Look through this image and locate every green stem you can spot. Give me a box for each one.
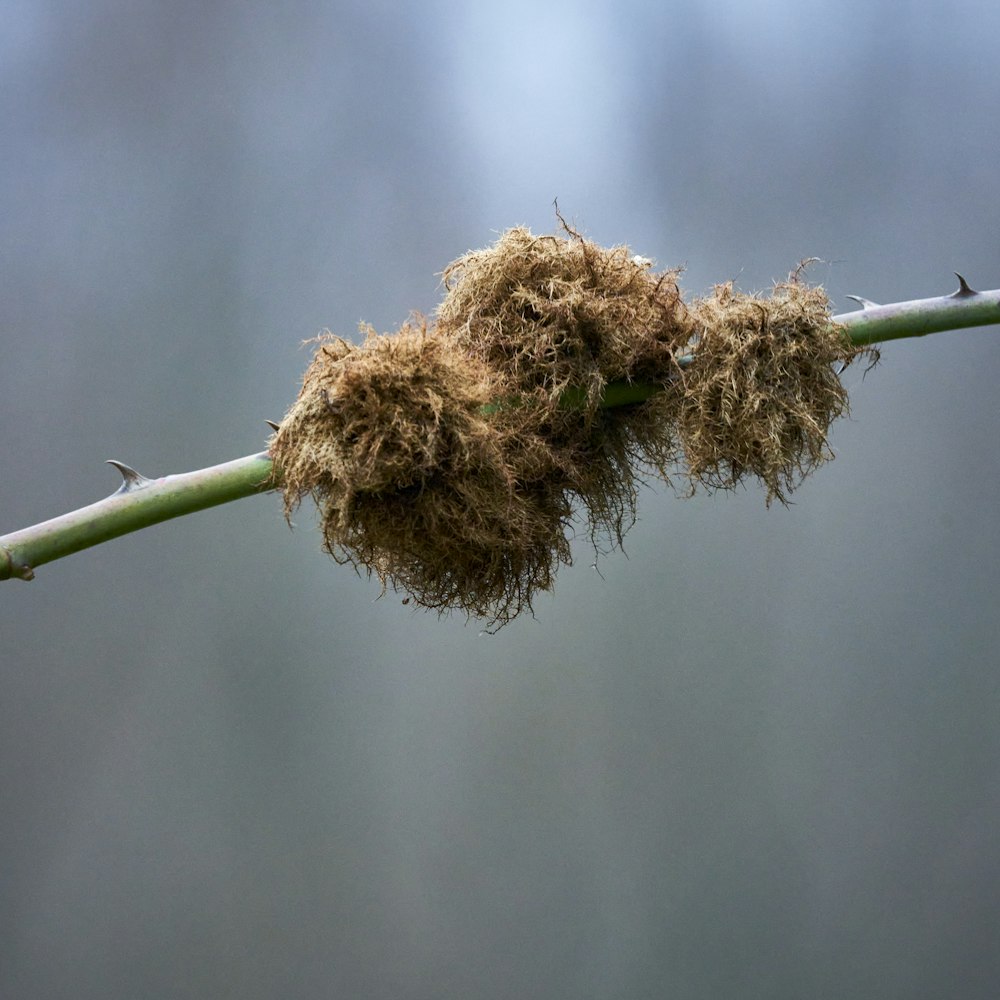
[836,280,1000,344]
[1,453,275,580]
[3,284,997,580]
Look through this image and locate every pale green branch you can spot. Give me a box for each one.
[2,283,997,581]
[838,278,1000,344]
[1,453,274,580]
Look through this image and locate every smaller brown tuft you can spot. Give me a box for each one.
[679,276,875,504]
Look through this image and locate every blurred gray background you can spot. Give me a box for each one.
[3,1,1000,997]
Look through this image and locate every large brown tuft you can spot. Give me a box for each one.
[271,230,873,624]
[438,227,689,407]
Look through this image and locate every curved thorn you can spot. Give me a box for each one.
[845,294,880,309]
[952,273,977,297]
[265,420,281,432]
[106,459,153,494]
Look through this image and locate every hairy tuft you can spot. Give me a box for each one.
[271,230,873,625]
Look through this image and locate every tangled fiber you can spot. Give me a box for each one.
[271,227,874,625]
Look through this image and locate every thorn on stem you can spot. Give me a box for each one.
[845,294,880,309]
[106,460,153,494]
[952,273,977,297]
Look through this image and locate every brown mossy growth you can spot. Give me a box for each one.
[434,225,697,615]
[272,320,494,500]
[269,320,549,625]
[271,228,695,626]
[272,229,873,625]
[679,276,876,504]
[438,226,692,412]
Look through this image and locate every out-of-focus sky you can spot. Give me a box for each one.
[2,2,1000,997]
